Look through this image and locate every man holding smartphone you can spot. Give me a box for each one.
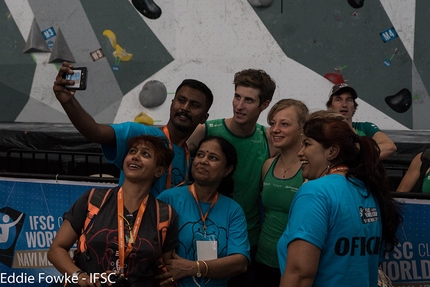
[53,62,213,196]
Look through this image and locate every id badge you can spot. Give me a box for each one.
[196,240,217,260]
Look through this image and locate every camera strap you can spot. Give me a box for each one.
[117,187,149,274]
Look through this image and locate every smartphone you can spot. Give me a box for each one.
[65,67,87,90]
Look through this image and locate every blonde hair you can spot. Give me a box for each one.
[267,99,309,128]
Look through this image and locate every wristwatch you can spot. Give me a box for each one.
[196,261,202,278]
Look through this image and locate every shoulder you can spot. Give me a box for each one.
[262,157,276,178]
[112,122,163,136]
[157,186,188,201]
[205,118,225,130]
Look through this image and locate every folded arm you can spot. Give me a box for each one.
[158,251,247,285]
[372,132,397,160]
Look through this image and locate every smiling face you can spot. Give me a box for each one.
[269,106,303,149]
[232,86,269,125]
[297,137,332,180]
[123,142,164,183]
[170,86,209,133]
[191,140,233,186]
[328,93,356,123]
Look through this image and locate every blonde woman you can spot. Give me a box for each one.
[255,99,309,287]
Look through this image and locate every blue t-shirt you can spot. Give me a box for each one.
[102,122,188,196]
[158,185,250,287]
[277,175,382,287]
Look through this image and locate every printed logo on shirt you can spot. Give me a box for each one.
[359,206,379,224]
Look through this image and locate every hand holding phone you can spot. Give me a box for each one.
[64,67,87,90]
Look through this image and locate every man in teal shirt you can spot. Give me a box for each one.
[326,83,397,160]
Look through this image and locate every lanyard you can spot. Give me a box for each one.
[188,184,219,234]
[117,187,149,274]
[161,126,190,189]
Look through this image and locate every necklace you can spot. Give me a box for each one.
[280,157,300,178]
[328,165,349,174]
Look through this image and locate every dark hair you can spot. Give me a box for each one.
[176,79,214,112]
[303,110,402,251]
[234,69,276,104]
[127,135,174,169]
[193,136,237,197]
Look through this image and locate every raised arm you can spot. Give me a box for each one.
[186,123,206,156]
[396,152,422,192]
[53,62,116,145]
[372,131,397,160]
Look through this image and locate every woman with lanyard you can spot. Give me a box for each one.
[277,111,402,287]
[48,135,179,287]
[157,136,250,287]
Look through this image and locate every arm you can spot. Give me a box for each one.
[372,132,397,160]
[53,62,116,145]
[280,239,321,287]
[186,123,206,156]
[159,251,247,284]
[396,153,422,192]
[47,220,95,287]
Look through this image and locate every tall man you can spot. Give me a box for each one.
[187,69,277,286]
[326,83,397,160]
[53,62,213,195]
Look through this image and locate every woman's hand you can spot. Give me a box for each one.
[156,250,197,285]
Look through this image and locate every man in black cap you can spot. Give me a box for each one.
[326,83,397,160]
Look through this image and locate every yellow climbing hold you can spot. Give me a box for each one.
[134,112,154,126]
[113,44,133,62]
[102,30,117,48]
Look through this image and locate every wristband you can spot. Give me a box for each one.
[195,261,202,278]
[201,260,209,277]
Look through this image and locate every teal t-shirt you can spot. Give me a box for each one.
[205,119,270,246]
[422,170,430,193]
[102,122,188,196]
[352,122,381,137]
[278,175,382,286]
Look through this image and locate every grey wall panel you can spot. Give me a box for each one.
[80,0,173,96]
[0,0,35,121]
[252,0,413,128]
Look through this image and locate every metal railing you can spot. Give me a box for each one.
[0,149,119,183]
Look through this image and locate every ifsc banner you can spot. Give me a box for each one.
[0,177,115,286]
[380,198,430,287]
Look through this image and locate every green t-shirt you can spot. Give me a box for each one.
[352,122,381,137]
[205,119,269,246]
[422,170,430,194]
